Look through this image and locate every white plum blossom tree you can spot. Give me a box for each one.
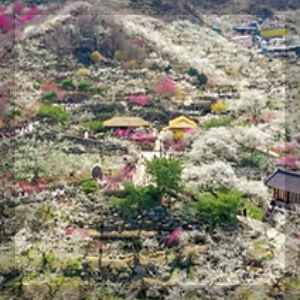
[233,125,272,150]
[182,161,238,192]
[187,125,271,164]
[187,127,237,163]
[228,90,268,120]
[182,161,270,202]
[238,179,270,204]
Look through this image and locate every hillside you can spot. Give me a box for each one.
[0,1,300,300]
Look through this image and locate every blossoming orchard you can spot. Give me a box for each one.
[0,3,299,299]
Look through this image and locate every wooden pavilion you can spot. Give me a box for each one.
[265,168,300,208]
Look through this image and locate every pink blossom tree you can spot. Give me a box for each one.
[156,74,178,97]
[12,1,25,14]
[129,94,149,106]
[273,142,296,154]
[276,155,299,170]
[0,15,13,33]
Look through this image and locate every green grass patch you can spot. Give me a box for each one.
[245,205,264,221]
[40,90,59,102]
[236,119,252,127]
[38,105,70,124]
[82,120,104,132]
[237,148,269,167]
[201,116,232,130]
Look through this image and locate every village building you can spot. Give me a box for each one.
[265,168,300,209]
[163,115,197,140]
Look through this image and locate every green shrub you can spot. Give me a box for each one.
[197,73,208,86]
[81,179,98,194]
[109,183,161,217]
[62,257,82,276]
[38,105,70,124]
[245,205,264,220]
[190,188,242,227]
[82,120,104,132]
[146,157,182,193]
[59,78,75,90]
[33,83,41,90]
[187,67,199,77]
[201,117,232,130]
[105,131,115,137]
[164,65,172,74]
[40,90,58,102]
[7,107,22,119]
[89,86,107,94]
[77,81,93,91]
[237,148,268,167]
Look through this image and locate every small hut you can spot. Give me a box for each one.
[103,117,151,138]
[163,116,197,140]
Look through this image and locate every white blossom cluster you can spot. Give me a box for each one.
[234,125,272,149]
[188,127,237,163]
[228,90,268,115]
[186,125,271,164]
[13,141,102,180]
[160,130,174,143]
[182,161,238,192]
[182,161,269,201]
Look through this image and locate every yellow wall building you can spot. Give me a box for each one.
[163,116,197,140]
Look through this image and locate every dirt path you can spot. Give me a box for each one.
[237,216,300,272]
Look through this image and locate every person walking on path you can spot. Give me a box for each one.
[98,243,104,277]
[98,221,105,236]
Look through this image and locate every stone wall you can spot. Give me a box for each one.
[89,204,193,233]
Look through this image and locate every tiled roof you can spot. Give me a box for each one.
[265,168,300,194]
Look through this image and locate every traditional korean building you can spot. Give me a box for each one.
[163,116,197,140]
[265,168,300,207]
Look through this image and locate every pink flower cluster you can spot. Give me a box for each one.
[164,227,183,247]
[276,155,299,170]
[13,1,25,14]
[0,2,39,33]
[273,142,296,153]
[167,139,185,150]
[41,82,64,98]
[130,132,156,142]
[0,14,13,32]
[156,75,178,96]
[129,94,149,106]
[115,128,131,137]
